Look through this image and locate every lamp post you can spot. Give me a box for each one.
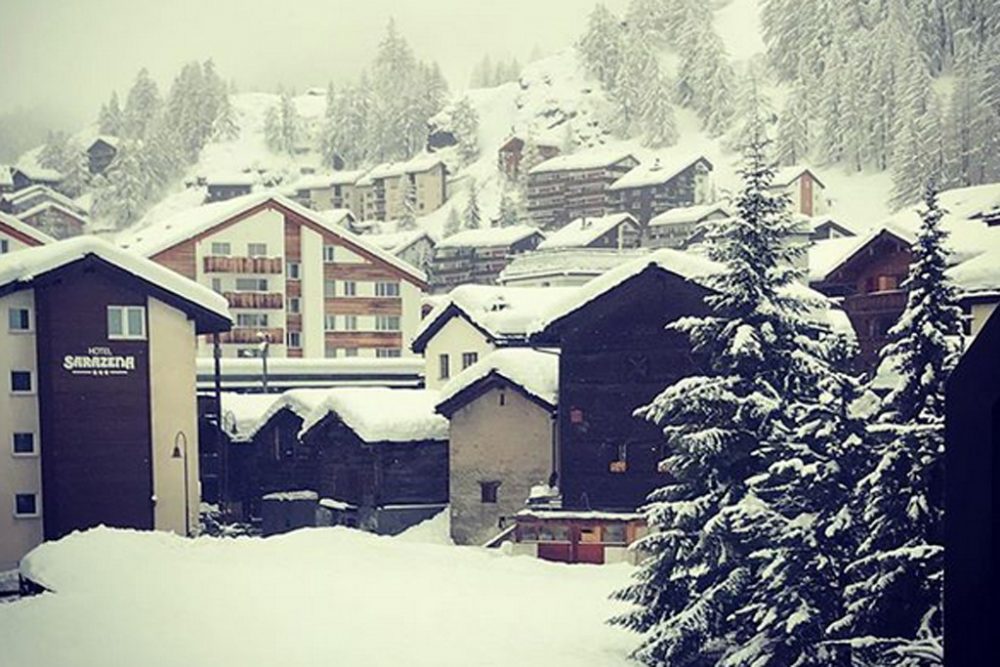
[171,431,190,536]
[257,332,271,393]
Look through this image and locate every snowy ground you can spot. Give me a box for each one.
[0,519,637,667]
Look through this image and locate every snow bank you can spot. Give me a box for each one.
[3,527,636,667]
[393,509,453,545]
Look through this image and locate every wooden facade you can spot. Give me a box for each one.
[87,138,118,175]
[497,136,560,181]
[430,232,545,292]
[606,158,714,228]
[526,156,639,230]
[532,266,712,510]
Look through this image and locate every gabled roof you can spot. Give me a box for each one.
[436,224,543,249]
[809,224,917,283]
[536,213,637,250]
[0,236,231,332]
[436,348,558,416]
[529,147,637,175]
[608,155,713,191]
[499,248,650,284]
[772,166,825,189]
[12,165,62,183]
[948,245,1000,297]
[355,154,446,186]
[18,201,89,226]
[299,387,448,443]
[411,284,577,353]
[241,388,337,441]
[86,135,120,151]
[0,211,56,246]
[809,215,856,236]
[117,192,427,286]
[649,203,730,227]
[4,184,85,214]
[365,229,435,255]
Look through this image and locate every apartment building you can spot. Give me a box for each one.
[526,149,639,230]
[355,154,448,222]
[119,193,427,360]
[605,155,714,227]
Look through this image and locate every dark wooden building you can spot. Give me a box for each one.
[205,176,254,203]
[18,202,87,240]
[86,136,119,175]
[526,150,639,230]
[944,305,1000,667]
[605,155,714,229]
[531,250,715,511]
[497,136,561,181]
[431,225,545,291]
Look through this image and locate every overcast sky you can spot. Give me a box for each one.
[0,0,628,129]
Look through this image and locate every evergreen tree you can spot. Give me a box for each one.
[398,178,418,231]
[444,206,462,237]
[831,184,961,663]
[264,90,300,154]
[775,82,812,166]
[98,141,148,228]
[98,91,124,136]
[615,27,657,135]
[452,96,481,165]
[497,187,522,228]
[578,4,625,90]
[641,73,678,148]
[463,180,482,230]
[122,68,162,140]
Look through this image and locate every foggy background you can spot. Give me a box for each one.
[0,0,629,157]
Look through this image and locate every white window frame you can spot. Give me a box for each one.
[462,351,479,369]
[10,370,34,395]
[13,492,40,518]
[210,241,231,256]
[236,313,269,328]
[8,307,32,333]
[324,315,337,331]
[342,281,357,297]
[323,245,336,263]
[247,243,268,257]
[376,348,401,358]
[287,330,302,349]
[107,305,146,340]
[375,315,400,331]
[343,315,358,331]
[375,281,400,297]
[11,432,38,457]
[235,277,268,292]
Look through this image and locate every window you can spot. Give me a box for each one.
[461,352,478,369]
[344,348,358,357]
[287,261,301,279]
[287,331,301,348]
[325,345,338,358]
[480,481,501,504]
[324,280,336,298]
[342,281,357,296]
[10,371,32,393]
[211,278,223,293]
[14,493,39,518]
[236,313,269,328]
[602,524,627,545]
[288,297,301,314]
[235,278,268,292]
[107,305,146,340]
[343,315,358,331]
[323,245,336,263]
[438,354,450,380]
[247,243,268,257]
[210,242,231,256]
[375,281,400,297]
[0,239,8,254]
[8,307,30,332]
[324,315,337,331]
[12,433,36,456]
[375,315,400,331]
[376,348,401,358]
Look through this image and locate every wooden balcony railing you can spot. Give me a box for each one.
[224,291,284,309]
[204,255,283,274]
[218,327,285,345]
[843,290,907,315]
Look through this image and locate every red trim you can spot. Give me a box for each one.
[0,220,48,247]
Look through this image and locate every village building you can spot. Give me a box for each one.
[646,203,730,249]
[363,228,436,275]
[0,236,232,570]
[771,166,827,217]
[85,136,119,175]
[0,185,85,217]
[9,166,62,192]
[355,155,448,221]
[509,509,647,565]
[118,193,427,361]
[948,245,1000,337]
[944,304,1000,667]
[205,175,255,203]
[535,212,641,252]
[330,170,367,214]
[497,135,561,181]
[411,283,575,390]
[0,211,54,254]
[526,149,639,229]
[436,348,558,547]
[196,356,424,393]
[605,155,714,229]
[0,165,14,195]
[497,248,649,287]
[808,215,856,240]
[430,225,545,291]
[16,202,88,240]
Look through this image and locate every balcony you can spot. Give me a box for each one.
[224,291,284,309]
[843,290,907,315]
[204,255,283,274]
[218,327,285,345]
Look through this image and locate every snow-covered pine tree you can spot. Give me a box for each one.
[452,96,481,165]
[640,73,678,149]
[625,0,670,45]
[614,27,657,136]
[463,180,482,230]
[497,187,522,228]
[775,82,811,166]
[578,4,624,90]
[398,178,418,231]
[122,68,162,140]
[725,71,775,152]
[671,0,736,136]
[264,104,283,154]
[98,91,124,136]
[611,118,825,666]
[830,183,961,664]
[212,91,240,141]
[444,206,462,237]
[99,141,148,229]
[37,131,72,172]
[279,90,300,155]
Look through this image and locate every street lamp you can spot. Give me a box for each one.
[257,331,271,393]
[171,430,190,536]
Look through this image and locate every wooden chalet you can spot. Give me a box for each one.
[606,155,714,228]
[535,212,641,251]
[86,136,119,175]
[647,203,730,249]
[10,166,62,192]
[497,136,561,181]
[18,201,87,240]
[510,509,647,565]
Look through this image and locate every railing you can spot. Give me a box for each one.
[203,256,283,274]
[843,290,907,314]
[218,327,285,345]
[224,292,284,309]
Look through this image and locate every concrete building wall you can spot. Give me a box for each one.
[0,230,39,254]
[449,386,554,546]
[301,226,325,358]
[423,316,494,390]
[148,298,201,536]
[0,290,43,570]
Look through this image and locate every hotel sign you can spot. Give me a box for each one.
[63,346,137,377]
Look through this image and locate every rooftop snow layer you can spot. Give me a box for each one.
[436,224,542,249]
[772,165,824,188]
[499,248,650,283]
[13,164,62,182]
[528,146,637,175]
[808,224,917,283]
[536,213,636,250]
[4,184,85,212]
[242,388,336,440]
[608,154,711,191]
[438,348,559,409]
[17,201,89,224]
[649,203,730,227]
[0,210,56,245]
[355,154,445,186]
[363,229,433,254]
[948,244,1000,295]
[299,387,448,442]
[0,236,231,322]
[219,392,282,441]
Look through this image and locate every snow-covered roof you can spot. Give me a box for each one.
[364,229,434,255]
[948,245,1000,296]
[536,213,637,250]
[117,192,426,284]
[0,211,56,246]
[355,154,445,185]
[315,208,355,227]
[206,173,256,187]
[289,170,366,191]
[772,165,825,189]
[808,224,916,283]
[436,224,542,249]
[808,215,855,235]
[220,392,282,442]
[13,164,62,182]
[241,388,338,440]
[649,203,730,227]
[516,508,644,521]
[4,184,84,213]
[529,147,637,175]
[87,135,120,150]
[608,154,712,191]
[262,490,318,502]
[499,248,650,284]
[0,236,232,327]
[18,201,88,225]
[299,387,448,443]
[437,348,559,412]
[412,283,578,351]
